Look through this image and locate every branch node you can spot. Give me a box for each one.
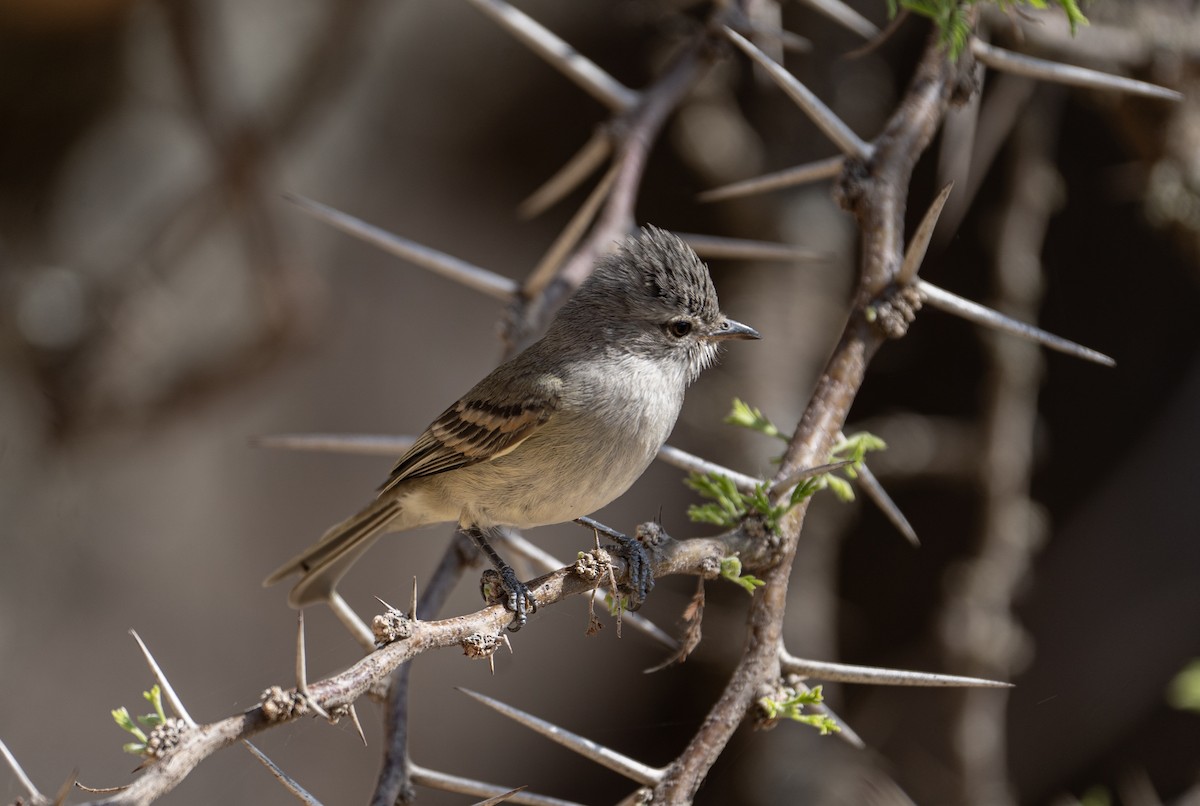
[832,155,872,214]
[372,608,414,647]
[143,717,190,759]
[866,284,923,339]
[260,686,311,723]
[573,547,615,583]
[461,632,506,662]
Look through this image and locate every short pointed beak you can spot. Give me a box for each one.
[712,318,761,341]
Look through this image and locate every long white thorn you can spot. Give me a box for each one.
[253,433,414,456]
[474,787,530,806]
[285,195,518,302]
[698,156,844,203]
[724,27,872,159]
[797,0,880,39]
[918,280,1116,367]
[519,129,612,219]
[255,434,767,503]
[679,233,825,263]
[459,689,665,785]
[466,0,638,111]
[782,650,1012,688]
[243,741,325,805]
[769,460,855,497]
[971,40,1182,102]
[293,612,330,721]
[0,738,44,803]
[327,592,378,652]
[130,629,196,727]
[524,163,620,298]
[656,444,762,492]
[854,461,920,546]
[408,761,585,806]
[897,183,954,284]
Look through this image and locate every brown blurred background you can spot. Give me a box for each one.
[1,1,1198,804]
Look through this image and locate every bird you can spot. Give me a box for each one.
[265,226,759,629]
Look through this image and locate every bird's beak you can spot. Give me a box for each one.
[712,318,761,341]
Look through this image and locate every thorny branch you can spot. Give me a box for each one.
[9,2,1184,804]
[372,24,715,805]
[75,526,765,806]
[651,30,971,802]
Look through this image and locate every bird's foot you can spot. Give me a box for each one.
[606,531,654,611]
[480,567,537,632]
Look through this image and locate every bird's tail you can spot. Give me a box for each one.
[264,496,404,608]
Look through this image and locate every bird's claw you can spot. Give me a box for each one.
[481,567,537,631]
[607,532,654,610]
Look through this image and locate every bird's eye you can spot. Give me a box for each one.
[667,319,693,338]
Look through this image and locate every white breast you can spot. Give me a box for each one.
[427,353,686,530]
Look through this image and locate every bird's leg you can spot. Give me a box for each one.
[573,517,654,610]
[462,526,536,631]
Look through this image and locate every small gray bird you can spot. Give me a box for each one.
[265,226,758,628]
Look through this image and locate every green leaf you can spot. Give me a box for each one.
[685,471,745,527]
[143,685,167,722]
[757,685,840,734]
[790,476,821,505]
[114,685,169,754]
[1167,659,1200,713]
[1079,786,1112,806]
[603,592,631,617]
[825,474,855,502]
[887,1,1089,58]
[112,707,147,743]
[725,398,785,441]
[795,713,841,735]
[1054,0,1089,32]
[720,555,766,595]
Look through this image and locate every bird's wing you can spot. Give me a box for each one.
[379,374,562,493]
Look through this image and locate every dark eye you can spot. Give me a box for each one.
[667,319,693,338]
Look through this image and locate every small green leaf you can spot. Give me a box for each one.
[114,685,169,755]
[1078,786,1112,806]
[136,714,164,730]
[685,471,746,527]
[795,713,841,735]
[1167,659,1200,713]
[112,707,148,743]
[720,555,766,595]
[757,685,839,734]
[790,476,821,505]
[725,399,785,441]
[826,474,855,502]
[1054,0,1089,32]
[143,685,167,723]
[887,0,1088,59]
[603,592,630,617]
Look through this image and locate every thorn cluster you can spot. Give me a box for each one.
[143,718,189,759]
[461,633,504,660]
[868,285,924,339]
[572,548,614,583]
[371,608,414,647]
[260,686,310,722]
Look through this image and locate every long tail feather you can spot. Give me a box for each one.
[264,497,404,608]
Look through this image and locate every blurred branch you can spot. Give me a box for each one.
[938,89,1063,806]
[505,36,710,350]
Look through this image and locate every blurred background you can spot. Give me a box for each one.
[1,1,1198,804]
